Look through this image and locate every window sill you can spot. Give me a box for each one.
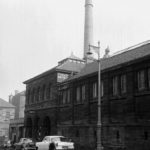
[59,103,72,107]
[74,102,84,106]
[110,94,127,100]
[135,90,150,96]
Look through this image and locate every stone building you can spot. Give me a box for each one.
[0,98,15,145]
[23,0,150,149]
[58,41,150,150]
[23,54,85,141]
[9,91,26,142]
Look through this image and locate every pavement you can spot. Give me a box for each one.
[0,147,14,150]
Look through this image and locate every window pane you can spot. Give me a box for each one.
[121,75,126,94]
[113,76,118,95]
[67,89,70,103]
[63,91,66,104]
[93,82,97,98]
[81,85,85,101]
[76,87,80,102]
[137,70,145,90]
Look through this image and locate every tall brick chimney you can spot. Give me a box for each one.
[83,0,94,60]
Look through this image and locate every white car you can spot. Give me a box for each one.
[36,135,74,150]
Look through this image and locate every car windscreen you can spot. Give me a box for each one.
[60,137,71,142]
[51,137,69,142]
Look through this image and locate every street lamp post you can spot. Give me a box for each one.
[87,41,103,150]
[97,41,103,150]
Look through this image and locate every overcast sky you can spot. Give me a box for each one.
[0,0,150,101]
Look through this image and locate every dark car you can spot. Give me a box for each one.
[14,138,37,150]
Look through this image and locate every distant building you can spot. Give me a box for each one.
[0,98,15,145]
[9,91,25,142]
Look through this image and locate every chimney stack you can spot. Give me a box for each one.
[15,90,19,95]
[83,0,94,60]
[9,94,13,104]
[103,46,110,58]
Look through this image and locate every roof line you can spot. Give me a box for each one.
[111,40,150,56]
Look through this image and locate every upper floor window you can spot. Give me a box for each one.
[92,82,97,98]
[112,76,118,95]
[32,89,35,103]
[76,87,80,102]
[61,89,70,104]
[67,89,70,103]
[33,89,36,102]
[42,85,46,100]
[37,87,40,101]
[120,74,126,94]
[62,90,67,104]
[29,90,31,104]
[137,70,145,90]
[81,85,85,101]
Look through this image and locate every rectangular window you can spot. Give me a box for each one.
[93,82,97,98]
[49,86,52,99]
[81,85,85,101]
[63,91,66,104]
[137,70,145,90]
[121,74,126,94]
[76,87,80,102]
[67,89,70,103]
[113,76,118,95]
[39,89,42,101]
[59,92,62,104]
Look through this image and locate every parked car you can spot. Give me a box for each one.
[14,138,37,150]
[36,135,74,150]
[3,140,13,148]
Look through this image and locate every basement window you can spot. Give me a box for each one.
[144,131,148,140]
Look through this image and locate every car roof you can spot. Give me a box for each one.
[44,136,64,138]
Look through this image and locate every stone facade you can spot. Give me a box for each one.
[24,41,150,150]
[58,41,150,150]
[23,55,85,141]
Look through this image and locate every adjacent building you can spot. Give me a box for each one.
[23,54,85,141]
[9,91,25,142]
[0,98,15,145]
